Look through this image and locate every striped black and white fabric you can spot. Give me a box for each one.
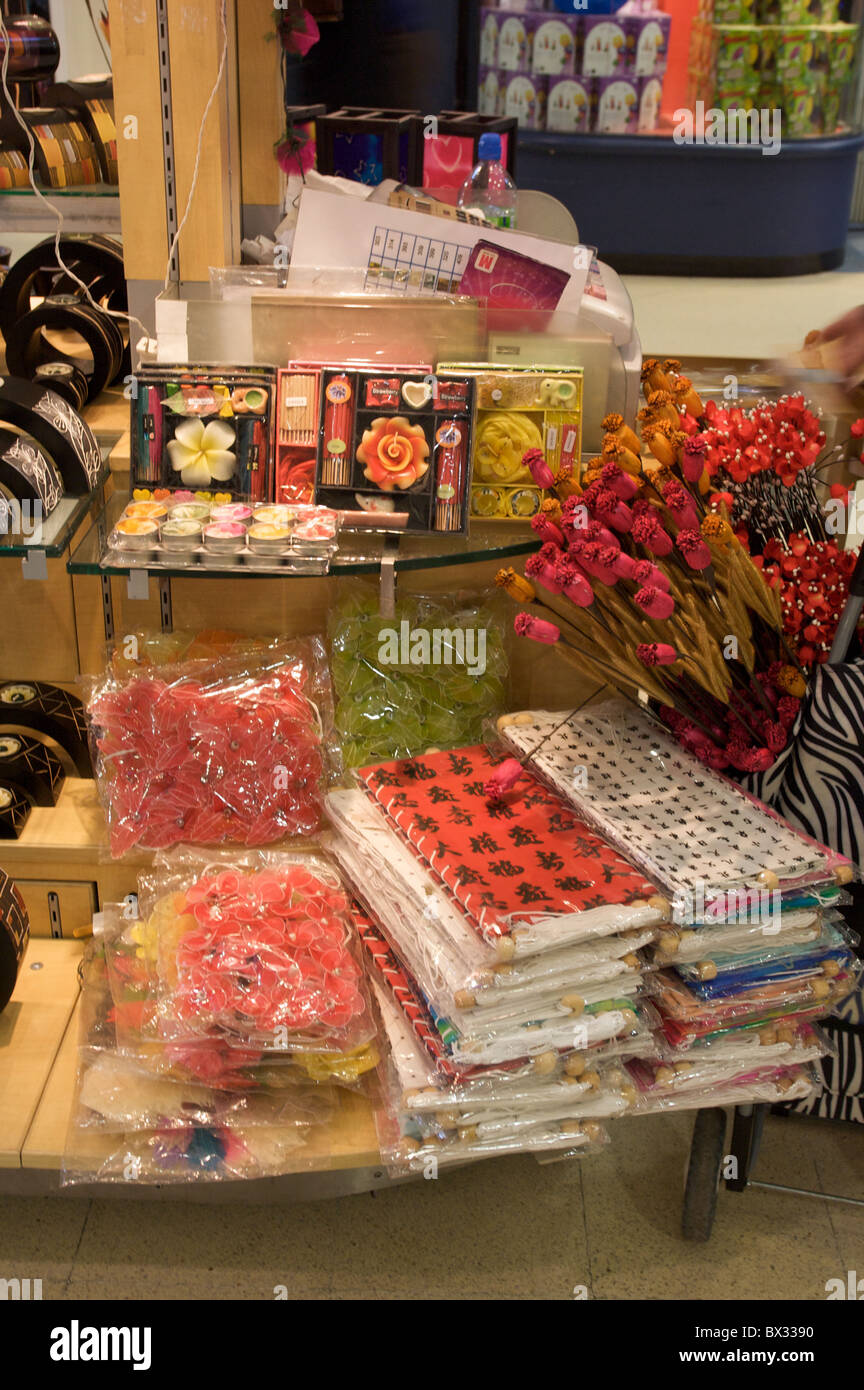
[748,658,864,1124]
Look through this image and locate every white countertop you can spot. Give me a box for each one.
[623,271,864,359]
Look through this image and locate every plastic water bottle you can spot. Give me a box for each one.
[457,132,517,229]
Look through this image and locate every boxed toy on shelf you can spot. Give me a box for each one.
[478,3,669,132]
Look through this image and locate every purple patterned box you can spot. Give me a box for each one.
[479,8,501,68]
[477,66,503,116]
[628,13,672,77]
[546,75,591,131]
[583,16,629,76]
[498,12,536,72]
[593,75,639,132]
[637,73,664,130]
[532,15,580,75]
[499,70,548,129]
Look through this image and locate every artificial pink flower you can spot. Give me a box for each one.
[675,529,713,569]
[682,437,707,483]
[613,551,638,580]
[636,642,677,665]
[556,561,594,606]
[530,513,565,547]
[278,7,320,56]
[634,585,675,619]
[522,447,555,489]
[601,460,637,500]
[484,758,524,800]
[514,613,560,644]
[632,559,670,592]
[525,551,564,594]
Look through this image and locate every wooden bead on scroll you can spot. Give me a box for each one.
[532,1050,557,1076]
[561,993,585,1015]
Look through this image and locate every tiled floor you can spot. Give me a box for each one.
[1,1111,860,1300]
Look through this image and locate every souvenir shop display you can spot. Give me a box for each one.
[63,849,380,1184]
[84,636,336,857]
[129,366,277,501]
[314,368,476,533]
[436,366,582,522]
[104,494,340,575]
[327,587,510,767]
[325,743,668,1170]
[320,719,857,1173]
[0,868,29,1013]
[493,360,841,773]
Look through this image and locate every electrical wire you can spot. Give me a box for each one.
[163,0,229,289]
[0,9,153,352]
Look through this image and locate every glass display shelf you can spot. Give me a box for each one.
[67,492,540,579]
[0,185,121,233]
[0,437,118,559]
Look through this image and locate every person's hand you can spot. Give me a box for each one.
[812,306,864,388]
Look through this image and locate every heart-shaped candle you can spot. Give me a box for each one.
[402,380,432,410]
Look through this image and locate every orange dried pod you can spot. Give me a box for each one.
[495,568,536,603]
[671,374,704,418]
[601,435,641,476]
[646,389,681,428]
[641,357,673,395]
[601,411,642,457]
[642,427,678,470]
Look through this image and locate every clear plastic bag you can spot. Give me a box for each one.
[62,1121,319,1185]
[115,848,379,1057]
[73,1048,337,1132]
[83,634,337,856]
[672,917,857,998]
[652,903,846,966]
[651,964,861,1048]
[628,1065,818,1115]
[626,1023,827,1100]
[328,586,510,768]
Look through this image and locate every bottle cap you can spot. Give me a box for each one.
[478,132,502,161]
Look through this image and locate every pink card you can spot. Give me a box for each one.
[457,239,571,311]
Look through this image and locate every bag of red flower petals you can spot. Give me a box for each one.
[82,634,339,856]
[134,847,379,1060]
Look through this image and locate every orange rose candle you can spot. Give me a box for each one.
[357,415,430,492]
